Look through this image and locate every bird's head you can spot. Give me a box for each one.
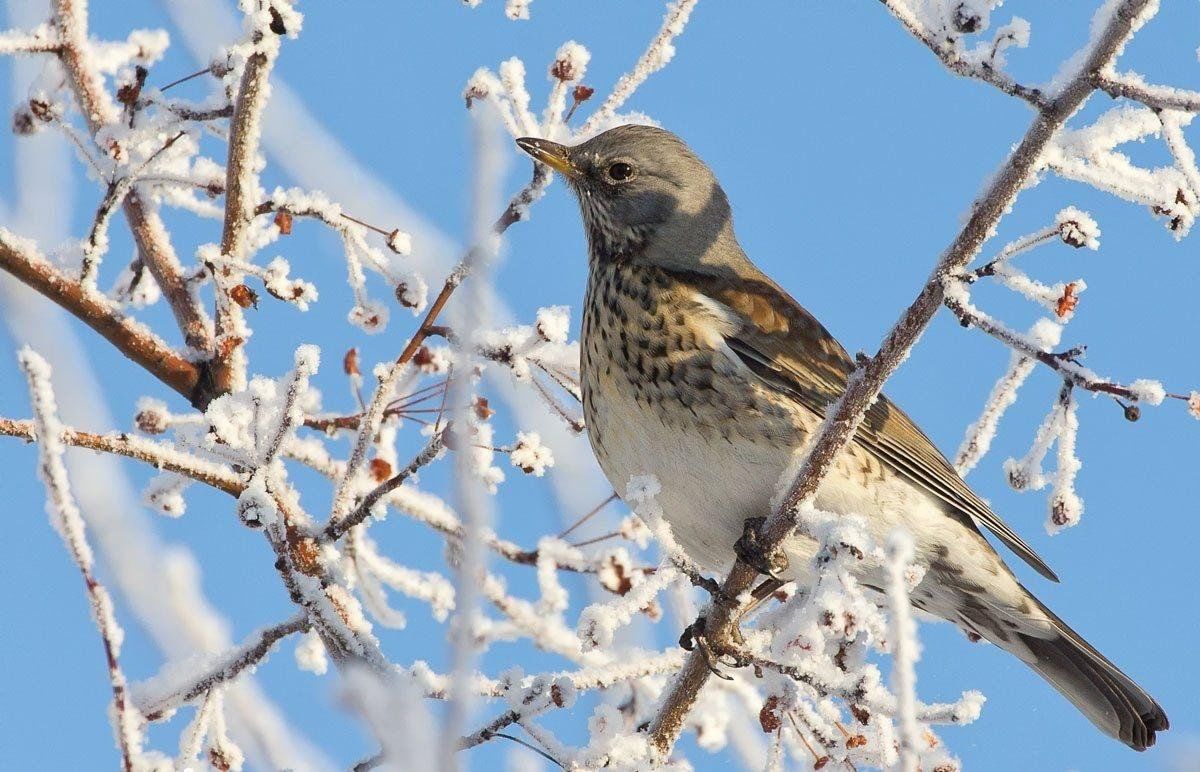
[516,125,734,266]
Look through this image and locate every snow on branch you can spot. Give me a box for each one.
[135,614,310,721]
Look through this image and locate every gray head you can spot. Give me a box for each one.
[516,125,737,268]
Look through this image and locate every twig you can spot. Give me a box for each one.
[943,285,1181,404]
[322,432,445,543]
[18,350,143,772]
[646,1,1157,759]
[557,491,618,540]
[1094,72,1200,112]
[876,0,1048,109]
[136,615,310,720]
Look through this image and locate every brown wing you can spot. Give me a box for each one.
[674,266,1058,583]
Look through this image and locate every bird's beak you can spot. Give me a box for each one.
[515,137,579,179]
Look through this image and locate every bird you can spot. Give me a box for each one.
[515,124,1168,751]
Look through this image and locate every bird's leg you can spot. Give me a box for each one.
[734,516,789,580]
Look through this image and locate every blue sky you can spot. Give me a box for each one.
[2,1,1199,770]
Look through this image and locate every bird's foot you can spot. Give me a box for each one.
[679,615,750,679]
[734,517,789,580]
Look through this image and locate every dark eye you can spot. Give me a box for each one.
[606,161,634,181]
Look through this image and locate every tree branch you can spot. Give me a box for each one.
[877,0,1048,109]
[52,0,214,362]
[0,230,201,400]
[136,615,310,721]
[1094,72,1200,112]
[646,0,1157,760]
[207,44,277,403]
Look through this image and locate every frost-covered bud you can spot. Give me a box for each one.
[511,432,554,476]
[1056,207,1100,249]
[229,283,259,309]
[1129,378,1166,406]
[236,478,278,527]
[143,474,187,517]
[463,68,493,108]
[550,41,590,82]
[952,2,984,33]
[617,514,652,548]
[12,105,37,135]
[386,229,411,255]
[135,398,171,434]
[1047,489,1084,533]
[1055,282,1079,319]
[1003,458,1029,491]
[550,677,576,709]
[294,630,328,675]
[535,305,570,343]
[1188,392,1200,420]
[597,549,635,595]
[414,345,450,374]
[505,0,532,21]
[369,457,393,482]
[349,300,388,333]
[343,347,360,376]
[758,694,783,733]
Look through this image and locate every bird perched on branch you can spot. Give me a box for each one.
[517,124,1167,751]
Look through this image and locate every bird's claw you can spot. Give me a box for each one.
[679,616,749,680]
[734,517,789,580]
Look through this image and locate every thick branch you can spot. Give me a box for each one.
[0,232,200,400]
[646,0,1155,759]
[0,418,242,494]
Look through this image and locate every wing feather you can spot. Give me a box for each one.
[674,267,1059,583]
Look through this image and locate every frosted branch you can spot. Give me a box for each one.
[136,614,310,721]
[18,349,145,771]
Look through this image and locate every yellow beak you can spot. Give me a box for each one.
[515,137,579,179]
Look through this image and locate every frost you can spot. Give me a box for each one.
[1056,206,1101,249]
[1129,378,1166,406]
[510,431,554,476]
[294,630,328,675]
[535,305,571,344]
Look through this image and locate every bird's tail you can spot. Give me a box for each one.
[1005,593,1168,751]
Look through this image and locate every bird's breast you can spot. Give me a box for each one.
[579,262,811,569]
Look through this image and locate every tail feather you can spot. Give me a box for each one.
[1009,598,1168,751]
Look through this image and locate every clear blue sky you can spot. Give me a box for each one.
[2,1,1198,770]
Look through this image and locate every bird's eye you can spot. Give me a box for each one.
[606,161,634,182]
